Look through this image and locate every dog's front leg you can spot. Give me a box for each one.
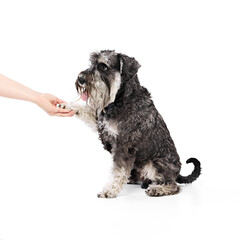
[97,151,135,198]
[97,164,130,198]
[58,102,96,130]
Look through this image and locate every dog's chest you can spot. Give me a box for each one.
[98,116,118,139]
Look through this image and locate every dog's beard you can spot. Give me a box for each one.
[77,72,121,112]
[76,71,121,111]
[88,73,110,111]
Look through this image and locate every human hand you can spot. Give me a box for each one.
[34,93,74,117]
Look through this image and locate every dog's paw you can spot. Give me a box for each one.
[97,190,117,198]
[146,183,180,197]
[146,186,160,197]
[58,103,69,110]
[58,103,80,114]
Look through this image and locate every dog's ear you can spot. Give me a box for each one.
[118,54,141,80]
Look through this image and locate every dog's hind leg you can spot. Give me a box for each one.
[146,181,180,197]
[141,157,181,197]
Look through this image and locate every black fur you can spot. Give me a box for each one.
[72,50,201,197]
[176,158,201,184]
[95,51,201,188]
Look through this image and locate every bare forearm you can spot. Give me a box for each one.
[0,73,74,117]
[0,73,39,103]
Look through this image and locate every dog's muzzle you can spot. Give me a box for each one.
[75,75,89,102]
[78,76,85,85]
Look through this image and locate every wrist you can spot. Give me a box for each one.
[31,91,42,105]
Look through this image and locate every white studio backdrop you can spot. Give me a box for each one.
[0,1,240,240]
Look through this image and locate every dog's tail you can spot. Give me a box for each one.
[176,158,201,184]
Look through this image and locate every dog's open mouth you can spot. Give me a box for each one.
[79,86,88,101]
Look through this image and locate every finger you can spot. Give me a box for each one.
[56,98,67,104]
[55,111,75,117]
[55,107,73,113]
[51,98,66,106]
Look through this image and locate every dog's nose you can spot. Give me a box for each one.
[77,76,85,85]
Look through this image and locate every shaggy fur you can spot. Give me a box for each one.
[59,50,201,198]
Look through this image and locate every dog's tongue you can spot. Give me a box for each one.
[81,90,88,101]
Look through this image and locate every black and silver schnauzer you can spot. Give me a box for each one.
[60,50,201,198]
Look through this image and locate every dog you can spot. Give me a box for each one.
[59,50,201,198]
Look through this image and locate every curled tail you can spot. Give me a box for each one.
[176,158,201,184]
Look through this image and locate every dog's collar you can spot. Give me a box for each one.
[120,59,123,74]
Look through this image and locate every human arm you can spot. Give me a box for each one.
[0,73,74,117]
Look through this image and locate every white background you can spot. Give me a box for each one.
[0,0,240,240]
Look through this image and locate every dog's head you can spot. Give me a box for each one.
[75,50,140,111]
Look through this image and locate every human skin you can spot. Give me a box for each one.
[0,73,74,117]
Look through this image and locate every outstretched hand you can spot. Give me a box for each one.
[35,93,74,117]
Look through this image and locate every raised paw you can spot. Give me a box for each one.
[58,103,68,110]
[57,103,80,114]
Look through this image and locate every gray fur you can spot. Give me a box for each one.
[59,50,201,198]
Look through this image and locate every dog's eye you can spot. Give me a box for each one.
[97,63,108,72]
